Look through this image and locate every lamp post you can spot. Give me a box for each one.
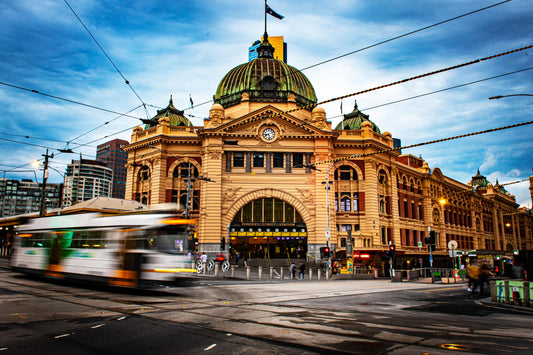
[321,163,333,273]
[39,149,54,217]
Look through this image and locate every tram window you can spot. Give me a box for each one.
[20,232,50,248]
[145,227,190,254]
[72,230,105,248]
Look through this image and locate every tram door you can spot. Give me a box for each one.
[111,231,143,287]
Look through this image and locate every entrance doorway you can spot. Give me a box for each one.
[229,197,307,262]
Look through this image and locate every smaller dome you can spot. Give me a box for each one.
[144,96,193,128]
[335,101,380,133]
[312,106,325,114]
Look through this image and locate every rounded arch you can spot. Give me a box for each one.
[376,164,390,184]
[222,189,313,231]
[168,158,201,178]
[334,161,361,181]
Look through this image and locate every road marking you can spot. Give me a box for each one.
[117,316,126,321]
[54,334,70,339]
[204,344,217,351]
[0,348,9,351]
[418,287,458,293]
[91,324,105,329]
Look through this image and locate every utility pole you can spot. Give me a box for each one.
[39,149,53,217]
[321,164,333,274]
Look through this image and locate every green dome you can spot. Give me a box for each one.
[144,96,192,128]
[335,101,381,133]
[214,35,317,109]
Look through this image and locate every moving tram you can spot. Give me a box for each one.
[10,211,197,288]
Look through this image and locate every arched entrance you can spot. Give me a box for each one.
[228,197,308,261]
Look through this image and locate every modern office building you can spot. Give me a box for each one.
[0,178,63,217]
[96,139,129,199]
[124,33,533,274]
[249,36,286,63]
[62,159,113,208]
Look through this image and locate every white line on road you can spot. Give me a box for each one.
[54,334,70,339]
[91,324,105,329]
[117,316,126,321]
[204,344,217,351]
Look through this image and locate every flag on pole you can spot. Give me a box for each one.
[189,94,194,109]
[266,4,284,20]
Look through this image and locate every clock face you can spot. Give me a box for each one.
[262,128,275,141]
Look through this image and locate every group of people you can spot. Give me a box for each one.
[290,262,306,280]
[466,261,494,296]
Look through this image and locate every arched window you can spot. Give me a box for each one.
[378,169,388,184]
[173,162,199,179]
[335,165,357,181]
[138,165,150,181]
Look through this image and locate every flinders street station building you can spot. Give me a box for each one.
[124,34,533,274]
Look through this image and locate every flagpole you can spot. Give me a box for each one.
[265,0,266,33]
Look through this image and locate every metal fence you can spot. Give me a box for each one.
[491,280,532,307]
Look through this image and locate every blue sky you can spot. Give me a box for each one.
[1,0,532,207]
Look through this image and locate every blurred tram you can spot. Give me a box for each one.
[10,211,198,288]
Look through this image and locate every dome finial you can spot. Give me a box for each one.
[257,32,275,58]
[169,95,173,105]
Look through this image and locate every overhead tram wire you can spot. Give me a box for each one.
[178,1,512,113]
[326,66,533,121]
[313,119,533,167]
[246,44,533,124]
[288,0,512,77]
[63,0,151,120]
[0,81,145,121]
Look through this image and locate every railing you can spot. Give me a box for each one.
[491,280,532,307]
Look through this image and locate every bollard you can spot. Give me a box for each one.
[214,263,219,277]
[231,265,235,278]
[523,282,530,307]
[490,280,497,302]
[326,268,330,280]
[309,269,313,280]
[504,280,510,304]
[203,262,206,275]
[258,266,263,280]
[280,267,284,280]
[318,268,321,280]
[246,266,251,280]
[270,267,273,280]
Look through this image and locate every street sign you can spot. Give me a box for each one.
[449,250,457,257]
[448,240,458,250]
[418,241,423,248]
[325,228,330,239]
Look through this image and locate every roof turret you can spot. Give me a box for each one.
[334,101,381,133]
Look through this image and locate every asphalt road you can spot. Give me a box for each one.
[1,267,532,354]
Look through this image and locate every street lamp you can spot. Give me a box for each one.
[321,163,333,274]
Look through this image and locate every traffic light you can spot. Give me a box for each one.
[428,231,436,245]
[389,244,396,258]
[220,237,226,251]
[320,247,330,259]
[427,231,436,252]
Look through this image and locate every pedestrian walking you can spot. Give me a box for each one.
[234,251,240,266]
[290,263,297,279]
[299,262,306,280]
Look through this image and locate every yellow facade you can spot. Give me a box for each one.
[124,37,533,274]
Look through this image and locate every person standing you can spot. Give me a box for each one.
[234,251,240,266]
[299,262,306,280]
[200,252,207,264]
[290,263,296,279]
